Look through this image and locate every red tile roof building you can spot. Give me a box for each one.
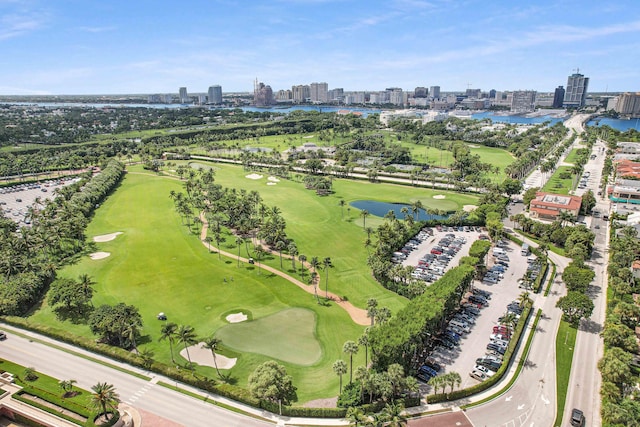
[529,192,582,221]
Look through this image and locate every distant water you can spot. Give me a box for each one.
[350,200,447,221]
[586,117,640,132]
[3,102,381,117]
[471,111,567,125]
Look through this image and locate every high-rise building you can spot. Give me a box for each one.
[553,86,565,108]
[465,88,481,98]
[511,90,536,113]
[179,87,189,104]
[328,88,344,103]
[253,80,273,106]
[614,92,640,118]
[292,85,310,103]
[430,86,441,100]
[563,71,589,108]
[414,87,428,98]
[310,82,328,103]
[489,89,496,99]
[208,85,223,104]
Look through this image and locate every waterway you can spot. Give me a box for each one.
[2,102,381,117]
[586,117,640,132]
[350,200,446,221]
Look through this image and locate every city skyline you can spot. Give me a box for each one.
[1,0,639,95]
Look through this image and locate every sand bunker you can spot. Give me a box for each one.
[433,195,446,199]
[267,182,277,186]
[90,252,111,260]
[303,135,314,138]
[180,343,237,369]
[267,176,280,182]
[463,204,478,212]
[245,173,263,180]
[93,232,123,242]
[226,312,248,323]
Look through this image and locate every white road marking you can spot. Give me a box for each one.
[505,395,513,401]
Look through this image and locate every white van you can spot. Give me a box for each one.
[450,320,470,332]
[492,248,505,256]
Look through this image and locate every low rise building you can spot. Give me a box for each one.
[610,179,640,204]
[529,192,582,221]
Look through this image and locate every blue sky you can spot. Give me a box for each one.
[1,0,639,95]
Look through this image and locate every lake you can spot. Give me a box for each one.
[586,117,640,132]
[350,200,446,221]
[471,111,567,125]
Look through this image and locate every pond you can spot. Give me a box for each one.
[350,200,447,221]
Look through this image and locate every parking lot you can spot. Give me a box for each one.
[0,178,79,226]
[403,233,535,392]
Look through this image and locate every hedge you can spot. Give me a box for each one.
[544,262,557,296]
[426,303,533,403]
[533,260,549,294]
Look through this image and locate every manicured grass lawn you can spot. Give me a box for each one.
[542,166,577,195]
[467,144,514,179]
[554,320,577,427]
[563,149,580,165]
[216,308,321,366]
[26,165,476,403]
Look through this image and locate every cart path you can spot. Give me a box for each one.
[199,212,369,326]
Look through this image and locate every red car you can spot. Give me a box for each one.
[493,326,511,336]
[431,249,442,255]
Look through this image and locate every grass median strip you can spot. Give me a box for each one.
[553,320,577,427]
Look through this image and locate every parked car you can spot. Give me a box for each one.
[0,331,6,340]
[487,342,507,354]
[476,358,502,371]
[473,365,495,377]
[469,370,487,381]
[571,408,585,426]
[419,365,438,377]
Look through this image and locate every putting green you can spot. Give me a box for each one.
[216,308,321,365]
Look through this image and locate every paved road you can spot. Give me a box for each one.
[0,329,277,427]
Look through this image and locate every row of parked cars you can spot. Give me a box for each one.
[412,234,468,282]
[416,290,491,383]
[0,179,63,195]
[391,227,434,264]
[469,300,524,382]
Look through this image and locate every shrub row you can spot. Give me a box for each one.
[18,384,91,417]
[426,304,533,403]
[533,260,549,294]
[13,391,85,426]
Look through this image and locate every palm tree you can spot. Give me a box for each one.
[310,256,320,301]
[346,406,368,427]
[429,375,445,394]
[254,245,265,274]
[298,254,307,280]
[366,298,378,326]
[360,209,369,228]
[518,291,533,308]
[322,257,333,299]
[339,200,346,219]
[358,332,370,368]
[275,240,286,268]
[58,379,77,397]
[202,335,223,379]
[445,371,462,394]
[138,348,154,370]
[343,340,359,383]
[288,242,298,271]
[235,236,244,267]
[332,359,348,394]
[382,401,408,427]
[177,325,198,366]
[159,322,178,364]
[77,274,95,306]
[90,382,119,421]
[204,236,213,253]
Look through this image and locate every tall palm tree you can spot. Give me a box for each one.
[254,245,265,274]
[445,371,462,394]
[275,240,286,268]
[288,242,298,271]
[343,340,359,383]
[322,257,333,299]
[333,359,348,394]
[360,210,369,228]
[339,200,346,219]
[77,273,95,305]
[310,257,320,301]
[159,322,178,363]
[90,382,119,421]
[346,406,368,427]
[201,335,223,379]
[177,325,198,365]
[358,330,370,367]
[235,236,244,267]
[366,298,378,326]
[518,291,533,308]
[298,254,307,280]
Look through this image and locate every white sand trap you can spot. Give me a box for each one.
[180,343,237,369]
[468,144,480,148]
[268,176,280,182]
[267,182,277,186]
[245,173,263,180]
[226,312,248,323]
[303,135,314,138]
[93,232,123,243]
[90,252,111,260]
[433,195,446,199]
[463,204,478,212]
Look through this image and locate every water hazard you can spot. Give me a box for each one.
[350,200,446,221]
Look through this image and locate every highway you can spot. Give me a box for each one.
[0,328,276,427]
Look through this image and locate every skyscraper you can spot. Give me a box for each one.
[179,87,189,104]
[614,93,640,118]
[208,85,223,104]
[563,71,589,108]
[553,86,565,108]
[430,86,441,100]
[310,82,328,103]
[511,90,536,113]
[253,80,273,106]
[414,87,428,98]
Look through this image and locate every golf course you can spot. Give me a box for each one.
[27,161,480,403]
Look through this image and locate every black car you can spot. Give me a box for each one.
[570,408,584,426]
[422,360,442,372]
[0,331,6,340]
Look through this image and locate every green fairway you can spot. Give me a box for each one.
[467,144,514,179]
[216,308,321,365]
[555,320,577,427]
